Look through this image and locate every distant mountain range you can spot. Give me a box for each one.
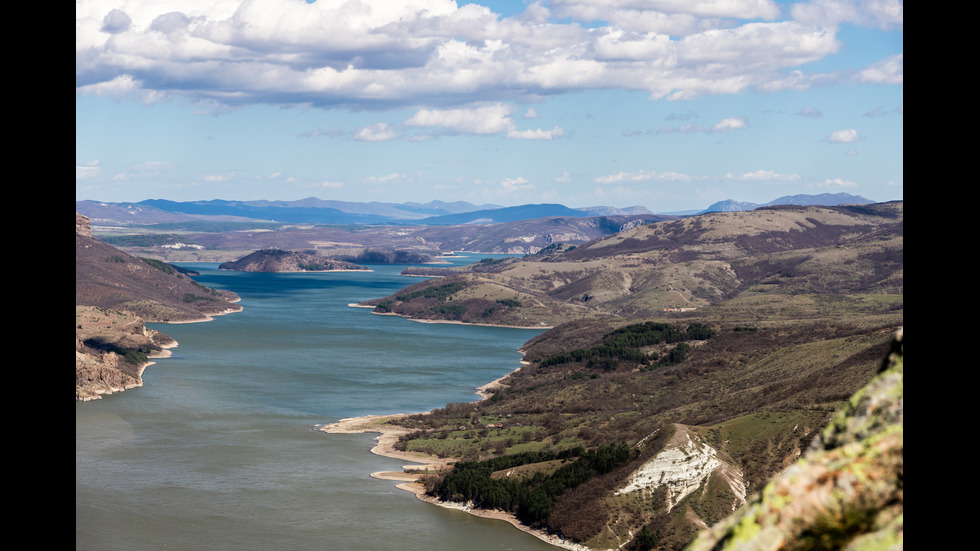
[75,193,873,227]
[697,193,874,214]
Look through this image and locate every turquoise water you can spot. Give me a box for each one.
[75,257,557,551]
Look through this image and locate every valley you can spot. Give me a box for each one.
[75,196,902,550]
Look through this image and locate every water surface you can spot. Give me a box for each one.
[76,257,557,551]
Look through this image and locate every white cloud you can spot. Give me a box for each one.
[656,116,747,134]
[797,106,823,118]
[405,103,565,139]
[819,177,857,187]
[100,9,131,33]
[551,0,782,34]
[75,0,894,110]
[737,170,801,181]
[858,54,903,84]
[711,117,747,132]
[595,170,695,184]
[354,122,399,142]
[76,160,102,180]
[827,129,859,143]
[406,104,515,134]
[500,177,534,192]
[791,0,902,30]
[75,75,169,104]
[506,126,565,140]
[363,173,407,184]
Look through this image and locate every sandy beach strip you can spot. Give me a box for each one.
[317,413,590,551]
[316,373,595,551]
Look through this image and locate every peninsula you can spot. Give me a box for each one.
[75,213,243,400]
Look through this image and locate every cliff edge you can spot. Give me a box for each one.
[76,213,242,400]
[685,329,903,551]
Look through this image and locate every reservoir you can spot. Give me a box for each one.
[75,256,558,551]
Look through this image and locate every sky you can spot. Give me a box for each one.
[76,0,903,213]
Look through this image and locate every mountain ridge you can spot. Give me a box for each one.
[361,202,903,327]
[700,192,874,214]
[75,193,873,227]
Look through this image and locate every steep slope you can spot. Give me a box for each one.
[687,330,902,551]
[75,305,176,401]
[76,213,242,400]
[380,318,901,550]
[77,215,242,322]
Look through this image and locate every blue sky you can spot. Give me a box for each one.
[76,0,902,213]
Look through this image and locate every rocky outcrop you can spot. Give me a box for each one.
[75,305,176,401]
[218,249,368,272]
[76,213,242,400]
[76,212,92,237]
[685,329,903,551]
[617,425,746,513]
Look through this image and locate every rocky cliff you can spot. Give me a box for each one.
[617,426,746,515]
[76,213,242,400]
[75,305,176,401]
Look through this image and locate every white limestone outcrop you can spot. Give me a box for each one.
[616,426,745,513]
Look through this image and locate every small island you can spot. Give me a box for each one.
[218,249,369,272]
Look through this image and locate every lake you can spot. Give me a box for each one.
[75,256,559,551]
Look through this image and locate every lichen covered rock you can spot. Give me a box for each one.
[686,329,903,551]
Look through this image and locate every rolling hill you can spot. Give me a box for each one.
[361,202,903,327]
[346,201,902,550]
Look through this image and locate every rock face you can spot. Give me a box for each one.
[75,305,176,401]
[76,213,242,400]
[76,212,92,237]
[685,330,903,551]
[617,426,746,514]
[218,249,368,272]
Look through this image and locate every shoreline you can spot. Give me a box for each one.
[163,301,244,324]
[353,305,553,330]
[77,304,241,401]
[316,363,592,551]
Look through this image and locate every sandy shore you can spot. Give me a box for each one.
[362,308,553,330]
[316,367,593,551]
[165,303,244,324]
[410,317,553,330]
[316,414,590,551]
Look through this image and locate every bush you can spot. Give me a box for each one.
[538,321,714,370]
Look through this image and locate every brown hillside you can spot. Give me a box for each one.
[355,202,902,550]
[77,228,241,322]
[218,248,367,272]
[362,202,903,327]
[76,213,242,400]
[101,214,670,262]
